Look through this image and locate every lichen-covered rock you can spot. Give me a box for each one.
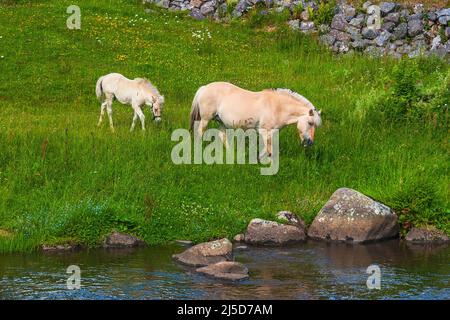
[362,27,378,40]
[276,211,306,232]
[245,218,306,245]
[189,8,205,20]
[408,19,424,37]
[172,238,232,267]
[405,227,449,243]
[384,12,400,23]
[331,14,348,31]
[104,232,146,248]
[380,2,397,16]
[308,188,399,243]
[349,16,364,28]
[375,30,392,46]
[196,261,249,281]
[320,34,336,46]
[200,0,216,16]
[393,22,408,40]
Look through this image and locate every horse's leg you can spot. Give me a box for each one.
[133,105,145,131]
[197,119,209,137]
[105,97,114,132]
[258,128,269,161]
[219,129,228,148]
[97,101,107,127]
[130,111,138,132]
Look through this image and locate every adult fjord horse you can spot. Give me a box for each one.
[190,82,321,158]
[95,73,164,132]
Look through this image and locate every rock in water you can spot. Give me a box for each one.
[244,218,306,245]
[405,227,449,243]
[104,232,146,248]
[172,238,233,267]
[308,188,399,243]
[196,261,249,281]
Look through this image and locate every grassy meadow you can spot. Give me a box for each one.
[0,0,448,252]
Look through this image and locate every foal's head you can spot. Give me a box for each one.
[146,95,164,122]
[297,108,321,147]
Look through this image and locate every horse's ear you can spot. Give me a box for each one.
[309,109,314,116]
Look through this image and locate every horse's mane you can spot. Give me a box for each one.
[273,88,322,126]
[135,78,165,104]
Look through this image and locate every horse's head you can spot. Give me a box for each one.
[297,108,321,147]
[147,95,164,122]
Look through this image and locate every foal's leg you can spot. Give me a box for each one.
[130,111,138,132]
[97,101,107,127]
[133,105,145,131]
[105,97,114,132]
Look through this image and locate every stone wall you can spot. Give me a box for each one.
[143,0,450,59]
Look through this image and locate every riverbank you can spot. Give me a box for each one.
[0,0,448,253]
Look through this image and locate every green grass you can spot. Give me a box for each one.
[0,0,448,252]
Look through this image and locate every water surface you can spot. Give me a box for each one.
[0,240,448,299]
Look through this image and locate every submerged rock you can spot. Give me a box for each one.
[196,261,249,281]
[405,227,449,243]
[104,232,146,248]
[245,218,306,246]
[42,244,80,252]
[172,238,233,267]
[308,188,399,243]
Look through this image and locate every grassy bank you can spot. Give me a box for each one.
[0,0,448,252]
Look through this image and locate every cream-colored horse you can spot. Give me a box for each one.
[190,82,321,157]
[95,73,164,132]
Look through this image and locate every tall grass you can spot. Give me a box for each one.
[0,0,448,252]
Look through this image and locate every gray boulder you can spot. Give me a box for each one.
[196,261,249,281]
[362,27,378,40]
[288,19,300,31]
[172,238,233,267]
[331,14,348,31]
[380,2,397,16]
[308,188,399,243]
[104,232,146,248]
[320,34,336,46]
[329,29,351,42]
[405,227,449,243]
[189,8,205,20]
[200,1,216,16]
[384,12,400,23]
[393,23,408,40]
[375,30,392,46]
[349,16,364,28]
[245,218,306,245]
[438,15,450,25]
[437,8,450,18]
[408,19,423,37]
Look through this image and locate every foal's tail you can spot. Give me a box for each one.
[190,86,204,131]
[95,76,105,101]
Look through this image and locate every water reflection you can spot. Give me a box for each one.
[0,240,448,300]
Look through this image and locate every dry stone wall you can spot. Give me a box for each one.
[143,0,450,58]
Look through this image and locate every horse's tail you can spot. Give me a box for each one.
[190,86,204,131]
[95,76,105,101]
